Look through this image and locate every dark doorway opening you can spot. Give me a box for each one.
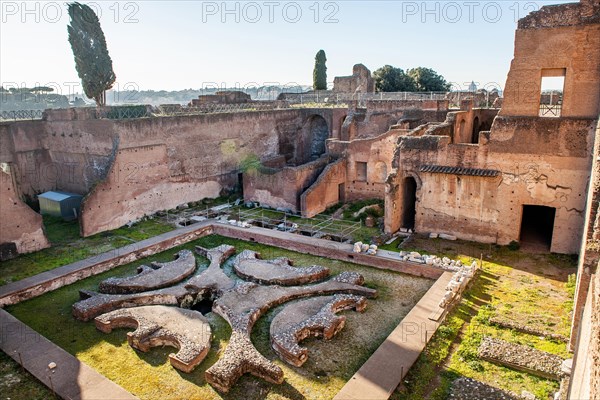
[191,298,214,315]
[402,177,417,229]
[238,172,244,195]
[519,205,556,250]
[338,183,345,203]
[308,115,329,161]
[471,116,480,144]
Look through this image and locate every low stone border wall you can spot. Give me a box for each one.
[213,224,444,279]
[489,316,569,343]
[478,336,565,380]
[1,221,447,308]
[0,225,213,307]
[449,377,521,400]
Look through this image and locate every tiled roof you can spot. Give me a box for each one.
[419,165,500,177]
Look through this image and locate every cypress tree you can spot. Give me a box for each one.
[313,50,327,90]
[67,2,116,106]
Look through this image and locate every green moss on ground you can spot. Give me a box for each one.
[6,235,433,400]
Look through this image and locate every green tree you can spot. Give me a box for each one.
[31,86,55,94]
[373,65,416,92]
[67,2,116,106]
[407,67,451,92]
[313,50,327,90]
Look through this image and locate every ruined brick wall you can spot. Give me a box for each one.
[0,165,49,256]
[384,0,599,254]
[589,267,600,399]
[1,107,342,239]
[385,118,594,253]
[243,157,330,212]
[451,108,498,144]
[0,115,116,198]
[80,110,316,236]
[333,64,375,93]
[300,158,347,217]
[341,102,448,141]
[501,2,600,118]
[568,114,600,399]
[344,128,406,202]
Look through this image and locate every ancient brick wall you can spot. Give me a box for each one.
[0,165,49,256]
[384,0,599,255]
[385,119,593,253]
[332,64,375,93]
[501,3,600,118]
[243,157,330,212]
[80,110,320,236]
[568,115,600,399]
[300,158,347,217]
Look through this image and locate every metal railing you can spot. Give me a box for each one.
[282,91,449,106]
[98,105,151,119]
[235,207,361,242]
[152,102,290,117]
[0,109,44,121]
[539,103,562,118]
[161,203,362,242]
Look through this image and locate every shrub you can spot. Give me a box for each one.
[507,240,520,251]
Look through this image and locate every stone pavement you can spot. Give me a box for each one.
[333,271,454,400]
[0,309,138,400]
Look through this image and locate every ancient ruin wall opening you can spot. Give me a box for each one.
[402,177,417,230]
[308,115,329,161]
[471,116,480,144]
[519,205,556,250]
[539,69,566,118]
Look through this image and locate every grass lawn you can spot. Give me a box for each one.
[5,234,433,400]
[0,215,174,286]
[390,236,577,400]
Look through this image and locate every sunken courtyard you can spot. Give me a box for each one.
[1,0,600,399]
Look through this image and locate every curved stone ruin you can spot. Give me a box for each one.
[270,294,367,367]
[95,305,211,373]
[99,249,197,294]
[72,244,377,393]
[232,249,330,285]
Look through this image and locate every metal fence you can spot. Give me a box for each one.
[539,104,562,117]
[0,90,482,123]
[282,91,449,106]
[0,109,44,121]
[97,105,151,119]
[162,203,362,242]
[235,207,361,242]
[152,102,290,117]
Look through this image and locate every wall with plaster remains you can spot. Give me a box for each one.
[0,107,344,240]
[568,114,600,399]
[300,158,347,217]
[0,165,49,257]
[243,157,330,212]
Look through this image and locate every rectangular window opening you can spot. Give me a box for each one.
[539,68,565,117]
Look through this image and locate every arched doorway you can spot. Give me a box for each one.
[402,177,417,229]
[471,116,480,144]
[308,115,329,161]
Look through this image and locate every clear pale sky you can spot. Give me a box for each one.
[1,0,571,93]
